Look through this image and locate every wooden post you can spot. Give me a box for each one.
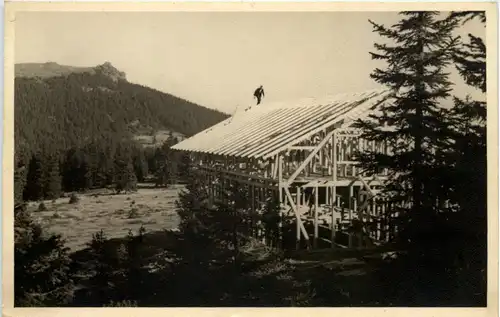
[314,186,319,248]
[278,156,283,249]
[351,193,356,221]
[259,185,265,244]
[296,186,301,250]
[349,184,354,211]
[371,197,380,240]
[251,184,255,238]
[331,131,337,248]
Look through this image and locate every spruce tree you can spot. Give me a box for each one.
[443,11,487,305]
[43,154,62,200]
[62,148,92,192]
[15,165,27,207]
[86,230,112,305]
[114,158,137,193]
[113,146,137,193]
[132,146,148,182]
[354,12,460,305]
[171,167,223,304]
[15,204,75,306]
[23,153,45,201]
[154,141,176,186]
[177,152,192,183]
[356,11,459,243]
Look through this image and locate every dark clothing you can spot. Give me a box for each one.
[254,87,265,105]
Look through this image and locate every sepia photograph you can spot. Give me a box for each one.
[4,2,497,313]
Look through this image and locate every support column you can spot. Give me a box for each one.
[314,185,319,249]
[296,186,301,250]
[331,131,338,248]
[251,183,256,238]
[278,155,284,250]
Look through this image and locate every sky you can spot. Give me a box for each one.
[15,11,485,114]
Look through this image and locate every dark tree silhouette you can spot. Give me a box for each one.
[353,12,463,305]
[15,204,75,306]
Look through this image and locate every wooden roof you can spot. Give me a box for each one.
[172,88,391,159]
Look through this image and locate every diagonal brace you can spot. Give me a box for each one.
[283,186,309,240]
[286,130,336,186]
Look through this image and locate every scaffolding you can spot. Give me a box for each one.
[172,88,398,250]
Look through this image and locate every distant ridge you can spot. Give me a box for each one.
[15,61,127,82]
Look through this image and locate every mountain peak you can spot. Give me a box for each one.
[94,62,126,82]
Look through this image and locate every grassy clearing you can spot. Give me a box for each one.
[28,185,183,251]
[133,129,185,148]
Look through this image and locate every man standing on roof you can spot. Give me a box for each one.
[254,85,265,105]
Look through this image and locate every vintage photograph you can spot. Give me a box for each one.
[9,5,492,309]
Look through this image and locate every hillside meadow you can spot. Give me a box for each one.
[27,184,183,251]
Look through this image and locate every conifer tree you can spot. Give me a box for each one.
[23,153,45,201]
[355,11,459,245]
[177,152,192,182]
[113,144,137,193]
[114,156,137,193]
[122,227,145,302]
[154,141,178,186]
[213,182,254,268]
[450,11,486,209]
[174,168,216,266]
[86,229,117,305]
[354,12,461,305]
[15,165,27,207]
[153,146,168,187]
[443,11,487,305]
[132,147,149,182]
[15,204,75,306]
[171,168,221,304]
[62,148,92,192]
[43,154,62,200]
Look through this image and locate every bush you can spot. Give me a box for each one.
[69,193,79,204]
[128,208,140,219]
[37,202,47,212]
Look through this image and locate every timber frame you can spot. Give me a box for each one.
[173,89,399,250]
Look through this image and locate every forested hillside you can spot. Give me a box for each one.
[15,62,227,157]
[14,62,227,202]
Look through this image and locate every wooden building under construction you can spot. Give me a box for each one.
[172,89,398,250]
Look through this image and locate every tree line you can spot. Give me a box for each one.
[17,134,190,203]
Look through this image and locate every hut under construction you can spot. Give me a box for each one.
[172,88,398,250]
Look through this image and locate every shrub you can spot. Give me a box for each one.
[128,208,140,219]
[37,202,47,212]
[69,193,79,204]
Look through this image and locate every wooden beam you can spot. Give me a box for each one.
[296,186,301,249]
[286,130,336,186]
[272,154,279,178]
[283,186,309,241]
[288,146,316,151]
[314,186,319,248]
[331,131,338,248]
